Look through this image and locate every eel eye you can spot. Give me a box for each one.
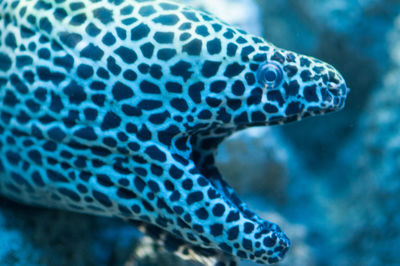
[257,62,283,89]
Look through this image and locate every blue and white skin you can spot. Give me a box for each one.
[0,0,349,264]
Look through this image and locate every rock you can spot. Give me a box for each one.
[0,196,142,266]
[331,14,400,265]
[0,207,40,265]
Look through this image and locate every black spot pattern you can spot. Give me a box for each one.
[131,23,150,41]
[63,81,86,104]
[153,14,179,26]
[202,61,221,78]
[224,63,245,77]
[115,46,137,63]
[0,53,12,71]
[101,111,121,130]
[0,1,348,265]
[154,32,174,44]
[80,44,104,61]
[59,31,82,48]
[183,39,202,56]
[171,61,193,81]
[207,38,221,55]
[93,7,113,24]
[112,81,133,101]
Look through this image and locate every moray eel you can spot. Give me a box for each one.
[0,0,348,264]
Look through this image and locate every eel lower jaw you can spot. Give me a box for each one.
[186,128,292,263]
[198,162,291,261]
[191,142,275,224]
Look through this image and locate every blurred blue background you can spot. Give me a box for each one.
[1,0,400,265]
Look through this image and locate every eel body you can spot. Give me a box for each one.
[0,0,348,264]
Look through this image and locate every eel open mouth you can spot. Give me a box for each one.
[188,127,290,263]
[189,127,271,221]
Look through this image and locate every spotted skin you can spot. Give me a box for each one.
[0,0,348,264]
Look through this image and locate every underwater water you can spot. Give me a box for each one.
[0,0,400,265]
